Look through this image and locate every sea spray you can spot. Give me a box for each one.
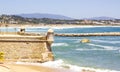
[41,60,120,72]
[15,60,120,72]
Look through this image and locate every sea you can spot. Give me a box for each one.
[1,26,120,72]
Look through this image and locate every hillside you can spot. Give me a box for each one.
[84,16,116,20]
[17,13,73,20]
[0,14,120,25]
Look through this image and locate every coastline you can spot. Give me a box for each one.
[1,24,120,28]
[0,24,120,72]
[1,61,119,72]
[0,63,74,72]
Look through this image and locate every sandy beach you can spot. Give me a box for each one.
[0,63,76,72]
[0,62,118,72]
[1,23,120,28]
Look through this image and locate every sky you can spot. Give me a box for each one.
[0,0,120,19]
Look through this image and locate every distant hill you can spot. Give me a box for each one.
[17,13,73,20]
[83,16,117,20]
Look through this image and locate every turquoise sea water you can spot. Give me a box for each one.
[1,26,120,71]
[52,36,120,71]
[51,27,120,71]
[27,26,120,71]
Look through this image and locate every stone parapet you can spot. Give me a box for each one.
[0,29,54,63]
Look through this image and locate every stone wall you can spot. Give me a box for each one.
[0,29,54,62]
[55,32,120,37]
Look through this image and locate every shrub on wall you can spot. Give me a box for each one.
[0,52,4,63]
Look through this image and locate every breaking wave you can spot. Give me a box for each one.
[40,59,120,72]
[92,39,120,44]
[15,59,120,72]
[87,43,119,50]
[52,43,68,46]
[75,48,105,51]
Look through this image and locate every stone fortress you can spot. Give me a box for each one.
[0,28,54,63]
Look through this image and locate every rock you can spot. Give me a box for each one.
[81,38,90,43]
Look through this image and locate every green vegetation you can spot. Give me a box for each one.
[0,14,120,25]
[0,52,4,63]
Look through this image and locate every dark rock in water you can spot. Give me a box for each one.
[80,38,90,43]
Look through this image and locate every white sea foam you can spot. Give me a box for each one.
[75,48,105,51]
[54,26,120,29]
[12,25,117,29]
[50,25,120,29]
[2,26,120,30]
[67,64,120,72]
[52,43,68,46]
[87,43,119,50]
[41,60,120,72]
[41,59,64,68]
[15,59,120,72]
[92,39,120,44]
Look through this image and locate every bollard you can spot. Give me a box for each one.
[20,27,25,34]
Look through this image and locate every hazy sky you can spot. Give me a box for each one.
[0,0,119,19]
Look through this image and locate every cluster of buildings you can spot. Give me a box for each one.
[0,15,19,24]
[79,19,120,25]
[0,14,120,25]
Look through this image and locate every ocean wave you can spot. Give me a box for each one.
[118,50,120,53]
[41,59,64,68]
[50,26,103,29]
[15,59,120,72]
[51,26,120,29]
[87,43,119,50]
[75,48,105,51]
[52,43,68,46]
[41,59,120,72]
[92,40,120,44]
